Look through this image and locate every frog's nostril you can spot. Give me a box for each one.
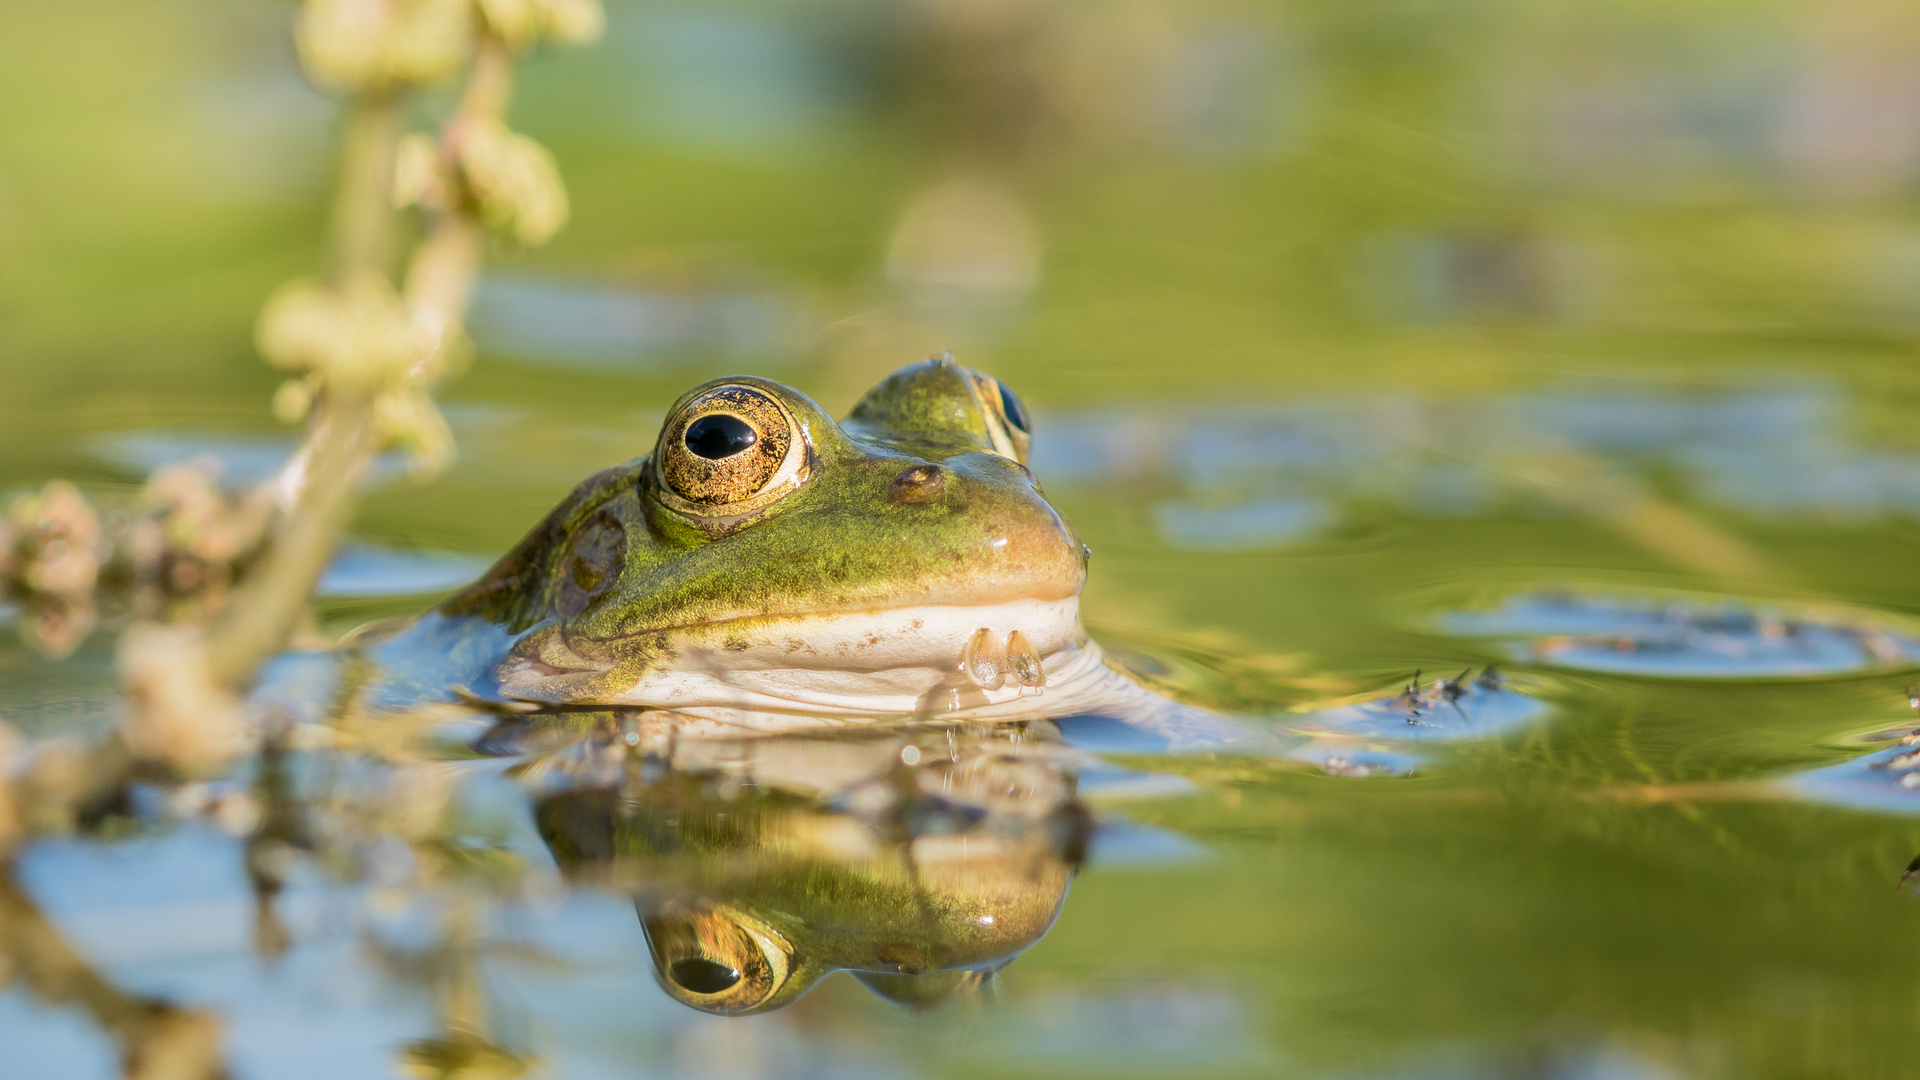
[890,464,944,504]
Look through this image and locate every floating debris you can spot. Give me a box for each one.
[1900,855,1920,897]
[1441,592,1920,678]
[1788,683,1920,814]
[1276,665,1543,779]
[0,467,273,658]
[1292,665,1547,742]
[1787,737,1920,814]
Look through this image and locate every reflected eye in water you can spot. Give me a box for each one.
[642,903,795,1015]
[653,384,810,523]
[668,957,741,994]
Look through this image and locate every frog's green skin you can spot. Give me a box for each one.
[532,721,1087,1015]
[375,358,1116,721]
[356,357,1256,745]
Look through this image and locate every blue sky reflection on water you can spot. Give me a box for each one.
[1030,379,1920,552]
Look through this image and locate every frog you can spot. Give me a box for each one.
[354,354,1206,733]
[529,717,1091,1015]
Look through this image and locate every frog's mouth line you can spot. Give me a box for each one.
[496,595,1093,718]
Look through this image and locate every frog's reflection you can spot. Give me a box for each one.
[519,716,1090,1015]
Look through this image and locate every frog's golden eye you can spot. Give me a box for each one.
[643,905,795,1015]
[963,369,1032,464]
[655,385,809,516]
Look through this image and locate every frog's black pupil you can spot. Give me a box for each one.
[685,414,757,459]
[670,958,742,994]
[997,381,1029,434]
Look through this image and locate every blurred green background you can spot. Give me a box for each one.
[15,0,1920,530]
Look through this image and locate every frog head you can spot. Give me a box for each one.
[442,357,1090,717]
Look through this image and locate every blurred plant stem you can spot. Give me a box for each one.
[207,89,418,686]
[205,93,413,687]
[402,36,508,359]
[2,5,594,715]
[185,11,589,730]
[331,92,404,284]
[205,401,378,686]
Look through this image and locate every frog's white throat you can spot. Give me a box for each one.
[499,595,1108,722]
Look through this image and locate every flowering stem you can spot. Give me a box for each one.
[460,34,514,128]
[205,91,406,686]
[207,397,380,684]
[404,36,513,363]
[329,90,404,285]
[205,35,524,687]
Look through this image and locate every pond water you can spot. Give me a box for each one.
[11,1,1920,1078]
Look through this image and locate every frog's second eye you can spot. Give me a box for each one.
[656,385,809,514]
[964,370,1032,464]
[997,380,1029,435]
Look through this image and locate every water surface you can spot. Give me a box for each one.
[10,1,1920,1078]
